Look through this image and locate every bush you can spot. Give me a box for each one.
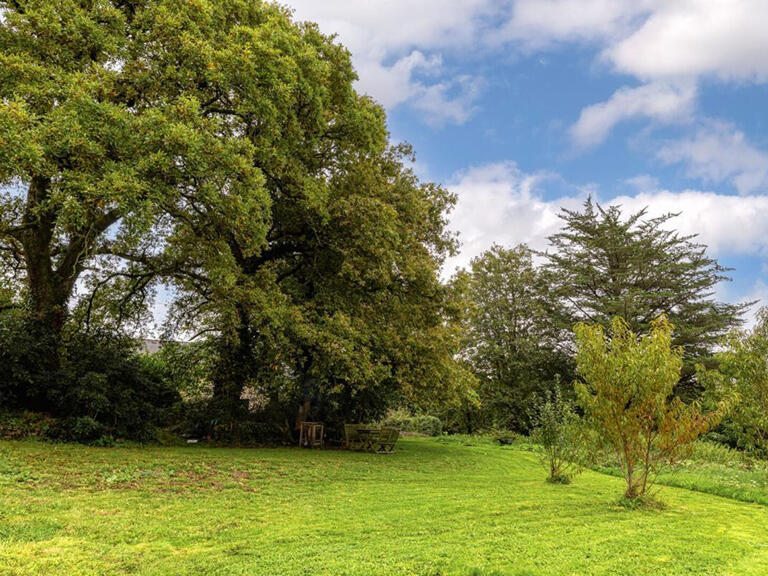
[575,317,724,500]
[411,414,443,436]
[0,311,58,411]
[0,411,54,440]
[688,439,752,468]
[0,315,181,443]
[380,409,443,436]
[47,416,106,444]
[50,333,180,442]
[530,389,586,484]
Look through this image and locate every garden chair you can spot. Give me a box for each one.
[376,427,399,453]
[344,424,363,450]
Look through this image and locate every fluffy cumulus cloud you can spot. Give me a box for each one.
[570,82,696,147]
[607,0,768,81]
[445,162,768,273]
[444,162,583,271]
[498,0,768,84]
[656,121,768,195]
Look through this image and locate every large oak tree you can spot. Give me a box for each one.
[0,0,473,425]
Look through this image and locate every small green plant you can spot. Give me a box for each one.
[530,389,585,484]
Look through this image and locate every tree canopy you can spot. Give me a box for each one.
[454,244,571,432]
[703,307,768,455]
[0,0,473,434]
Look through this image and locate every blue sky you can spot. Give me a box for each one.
[289,0,768,320]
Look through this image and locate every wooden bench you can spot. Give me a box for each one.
[344,424,399,453]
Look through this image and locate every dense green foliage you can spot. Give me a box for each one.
[544,199,746,393]
[575,316,722,500]
[702,307,768,455]
[0,0,471,439]
[379,408,443,436]
[3,437,768,575]
[0,0,271,337]
[0,312,178,442]
[453,245,571,433]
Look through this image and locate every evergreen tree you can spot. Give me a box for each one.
[543,199,748,392]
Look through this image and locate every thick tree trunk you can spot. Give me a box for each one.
[14,177,73,409]
[25,242,72,338]
[15,176,121,410]
[212,304,253,420]
[21,177,72,339]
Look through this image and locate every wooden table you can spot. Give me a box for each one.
[355,428,379,452]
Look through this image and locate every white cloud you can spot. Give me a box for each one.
[287,0,495,55]
[624,174,659,191]
[353,51,441,109]
[444,162,585,271]
[498,0,768,85]
[446,162,768,274]
[609,190,768,256]
[286,0,496,125]
[412,76,485,127]
[570,82,696,147]
[607,0,768,82]
[657,121,768,195]
[498,0,654,47]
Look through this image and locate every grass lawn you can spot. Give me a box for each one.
[2,437,768,575]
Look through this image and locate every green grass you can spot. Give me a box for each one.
[2,438,768,575]
[593,440,768,506]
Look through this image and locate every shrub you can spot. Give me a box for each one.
[411,414,443,436]
[0,311,57,411]
[380,409,443,436]
[0,411,54,440]
[530,389,585,484]
[48,416,106,444]
[0,317,181,443]
[688,439,752,468]
[51,333,180,442]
